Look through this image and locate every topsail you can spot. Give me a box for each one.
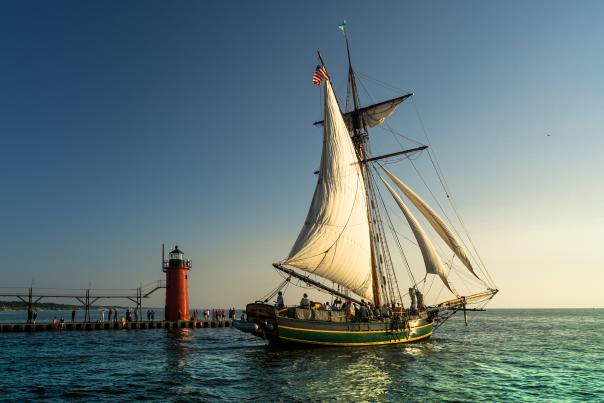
[382,167,479,279]
[314,94,412,131]
[284,79,373,300]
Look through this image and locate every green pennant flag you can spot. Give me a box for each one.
[338,20,347,34]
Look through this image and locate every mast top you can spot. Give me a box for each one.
[317,50,326,67]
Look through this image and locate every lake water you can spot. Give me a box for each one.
[1,309,602,401]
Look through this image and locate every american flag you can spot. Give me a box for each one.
[312,65,329,86]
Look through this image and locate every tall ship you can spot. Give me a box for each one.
[235,32,498,347]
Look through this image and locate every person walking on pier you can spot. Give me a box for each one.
[100,309,105,323]
[114,308,119,323]
[32,311,38,324]
[60,316,65,330]
[71,308,76,323]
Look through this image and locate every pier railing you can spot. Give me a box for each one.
[0,282,167,323]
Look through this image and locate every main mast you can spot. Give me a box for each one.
[344,37,384,307]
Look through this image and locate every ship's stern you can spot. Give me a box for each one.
[234,303,279,341]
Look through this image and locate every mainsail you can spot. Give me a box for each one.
[382,167,479,279]
[284,79,373,300]
[380,177,455,295]
[314,94,412,131]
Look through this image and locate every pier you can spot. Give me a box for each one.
[0,246,236,333]
[0,319,234,332]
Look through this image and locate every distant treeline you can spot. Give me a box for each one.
[0,300,126,311]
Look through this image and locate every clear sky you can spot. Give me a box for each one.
[1,1,602,309]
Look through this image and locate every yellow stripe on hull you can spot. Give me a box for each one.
[278,322,433,334]
[279,332,433,347]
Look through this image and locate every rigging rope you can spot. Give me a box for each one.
[411,97,497,288]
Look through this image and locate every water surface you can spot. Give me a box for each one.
[1,309,602,401]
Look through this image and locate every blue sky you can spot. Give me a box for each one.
[1,1,603,308]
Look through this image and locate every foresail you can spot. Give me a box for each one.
[382,167,479,279]
[380,177,455,295]
[314,94,412,131]
[284,80,373,301]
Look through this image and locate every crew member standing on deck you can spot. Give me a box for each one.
[300,293,310,308]
[276,291,285,309]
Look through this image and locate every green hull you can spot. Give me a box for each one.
[277,320,432,346]
[240,303,433,347]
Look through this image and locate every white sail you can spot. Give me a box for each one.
[382,167,479,279]
[351,96,406,128]
[284,79,373,301]
[380,177,454,294]
[314,94,411,131]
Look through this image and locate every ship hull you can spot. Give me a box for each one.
[237,303,433,347]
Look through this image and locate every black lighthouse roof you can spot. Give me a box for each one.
[170,245,183,255]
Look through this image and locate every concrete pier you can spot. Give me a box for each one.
[0,320,233,332]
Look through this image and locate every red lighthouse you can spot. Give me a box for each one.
[163,245,191,321]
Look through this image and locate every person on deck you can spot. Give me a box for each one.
[276,291,285,309]
[300,293,310,309]
[415,289,425,311]
[359,302,369,321]
[324,302,331,311]
[373,305,382,320]
[409,288,418,314]
[394,302,404,318]
[381,304,391,319]
[71,309,76,323]
[333,299,342,311]
[345,301,355,321]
